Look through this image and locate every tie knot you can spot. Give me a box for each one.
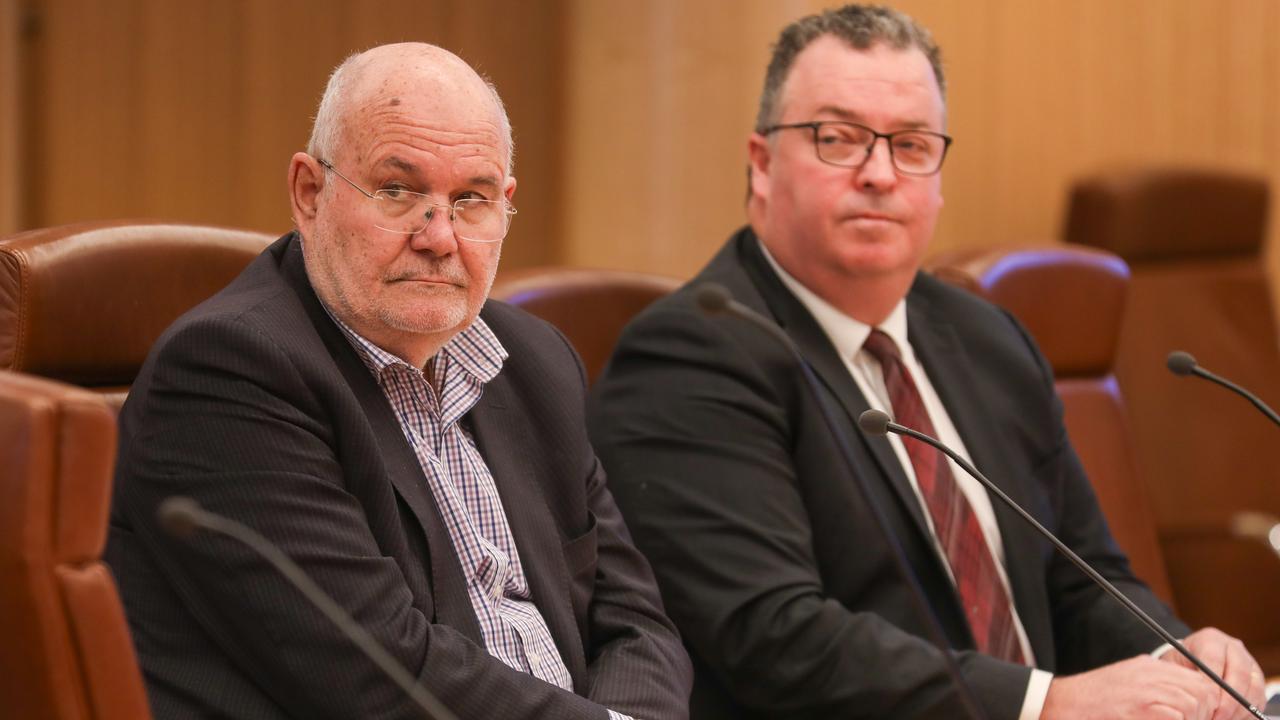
[862,328,902,366]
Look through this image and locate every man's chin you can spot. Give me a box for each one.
[382,306,473,338]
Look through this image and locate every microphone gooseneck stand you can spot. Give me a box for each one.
[857,409,1267,720]
[157,496,459,720]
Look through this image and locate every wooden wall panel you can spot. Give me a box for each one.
[17,0,1280,287]
[563,0,1280,302]
[563,0,802,275]
[23,0,563,268]
[0,0,19,234]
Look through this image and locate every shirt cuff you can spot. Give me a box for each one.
[607,710,634,720]
[1020,668,1053,720]
[1151,642,1175,659]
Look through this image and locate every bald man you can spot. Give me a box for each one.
[106,44,691,720]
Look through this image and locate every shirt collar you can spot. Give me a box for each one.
[758,239,910,359]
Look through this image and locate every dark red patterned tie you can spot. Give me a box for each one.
[862,329,1025,664]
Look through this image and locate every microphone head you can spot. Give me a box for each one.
[157,496,205,539]
[857,409,892,436]
[694,283,733,315]
[1166,350,1198,376]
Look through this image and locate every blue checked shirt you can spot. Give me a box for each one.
[329,310,633,720]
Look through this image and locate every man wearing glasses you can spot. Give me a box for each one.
[589,5,1264,719]
[107,43,690,719]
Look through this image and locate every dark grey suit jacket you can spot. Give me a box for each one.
[105,232,691,719]
[589,226,1185,720]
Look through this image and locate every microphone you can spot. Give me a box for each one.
[695,282,989,720]
[156,497,460,720]
[1166,350,1280,428]
[858,409,1268,720]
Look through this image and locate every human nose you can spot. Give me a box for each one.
[410,203,460,252]
[855,136,898,190]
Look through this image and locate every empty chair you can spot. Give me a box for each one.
[1066,167,1280,672]
[0,220,274,409]
[491,266,682,385]
[0,370,151,718]
[928,244,1174,603]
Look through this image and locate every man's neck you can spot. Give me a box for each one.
[753,233,915,327]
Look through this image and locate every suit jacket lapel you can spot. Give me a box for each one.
[906,286,1052,658]
[466,375,589,689]
[736,233,935,546]
[280,234,483,644]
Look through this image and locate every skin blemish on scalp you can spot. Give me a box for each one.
[389,97,401,106]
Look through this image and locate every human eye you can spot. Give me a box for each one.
[815,123,860,146]
[892,133,934,155]
[371,180,424,203]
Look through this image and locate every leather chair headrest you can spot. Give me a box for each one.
[1065,168,1269,262]
[928,246,1129,377]
[490,266,682,384]
[0,221,273,388]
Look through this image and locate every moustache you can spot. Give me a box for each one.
[385,257,469,286]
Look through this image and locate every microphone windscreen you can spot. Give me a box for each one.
[157,496,204,539]
[694,283,733,315]
[1166,351,1198,376]
[858,409,892,436]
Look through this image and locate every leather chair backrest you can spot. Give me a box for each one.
[1066,167,1280,671]
[0,370,151,719]
[490,267,682,385]
[928,245,1174,603]
[0,221,274,409]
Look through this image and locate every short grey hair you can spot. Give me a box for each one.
[755,4,945,132]
[306,50,515,175]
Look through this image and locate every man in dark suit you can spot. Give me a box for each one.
[105,43,690,719]
[589,5,1263,720]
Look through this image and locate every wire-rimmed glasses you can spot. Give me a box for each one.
[317,158,516,243]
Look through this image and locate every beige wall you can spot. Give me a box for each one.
[0,0,21,235]
[564,0,1280,285]
[3,0,1279,285]
[13,0,564,268]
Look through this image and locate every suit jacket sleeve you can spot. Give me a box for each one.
[118,314,623,720]
[589,301,1030,719]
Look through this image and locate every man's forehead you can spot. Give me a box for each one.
[339,90,506,166]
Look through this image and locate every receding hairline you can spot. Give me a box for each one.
[306,43,515,174]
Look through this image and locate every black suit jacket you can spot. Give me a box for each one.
[588,227,1186,720]
[105,232,691,719]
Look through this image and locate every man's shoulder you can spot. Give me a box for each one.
[160,233,321,344]
[909,270,1028,342]
[480,297,573,353]
[128,233,330,401]
[479,298,591,386]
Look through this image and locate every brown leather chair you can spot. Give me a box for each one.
[0,220,274,410]
[928,245,1175,604]
[490,266,682,385]
[1066,168,1280,672]
[0,370,151,718]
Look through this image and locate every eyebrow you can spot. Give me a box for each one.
[379,156,420,174]
[813,105,935,131]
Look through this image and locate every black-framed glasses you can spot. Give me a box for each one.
[761,121,952,176]
[317,158,516,243]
